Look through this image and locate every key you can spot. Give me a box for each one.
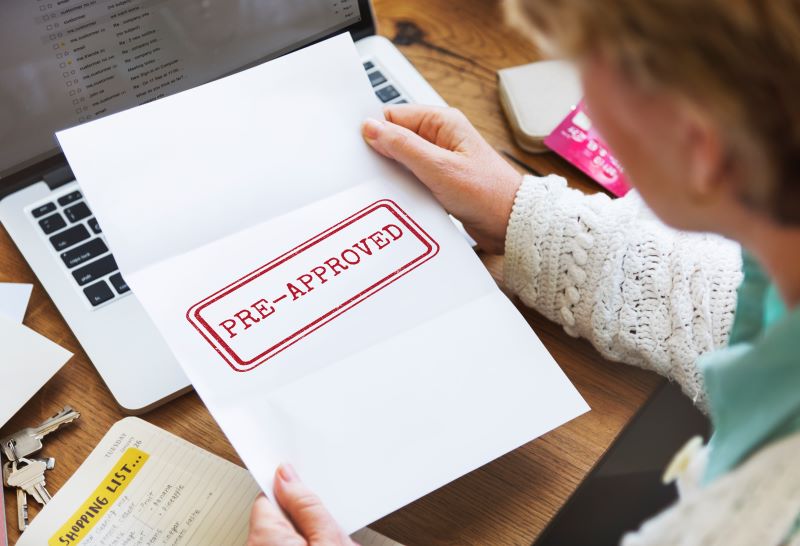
[83,280,115,306]
[7,458,52,506]
[368,70,387,87]
[109,272,130,294]
[60,237,109,269]
[64,201,91,223]
[2,458,53,485]
[49,223,90,251]
[3,457,55,489]
[57,190,82,207]
[3,461,30,530]
[376,85,400,103]
[72,254,118,286]
[0,406,80,461]
[16,485,29,531]
[31,202,56,218]
[38,456,56,471]
[20,456,55,471]
[38,212,67,234]
[2,460,14,485]
[88,216,102,234]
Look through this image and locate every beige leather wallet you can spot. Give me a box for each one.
[497,60,582,153]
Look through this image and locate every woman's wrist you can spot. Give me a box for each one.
[483,172,523,254]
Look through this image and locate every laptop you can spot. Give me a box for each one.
[0,0,446,413]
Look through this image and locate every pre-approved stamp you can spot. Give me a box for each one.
[186,200,440,372]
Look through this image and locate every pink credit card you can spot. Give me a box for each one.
[545,100,631,197]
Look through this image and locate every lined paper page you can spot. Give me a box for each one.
[18,417,261,546]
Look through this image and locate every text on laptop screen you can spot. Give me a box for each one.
[0,0,361,175]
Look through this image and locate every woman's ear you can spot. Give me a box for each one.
[683,106,730,204]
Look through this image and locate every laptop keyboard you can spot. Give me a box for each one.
[31,188,129,308]
[29,60,406,310]
[363,60,408,105]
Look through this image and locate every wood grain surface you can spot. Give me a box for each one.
[1,1,661,544]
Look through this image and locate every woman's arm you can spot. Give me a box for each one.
[362,104,743,411]
[505,175,743,410]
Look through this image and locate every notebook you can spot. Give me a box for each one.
[17,417,401,545]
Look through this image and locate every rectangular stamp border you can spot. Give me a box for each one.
[186,199,440,372]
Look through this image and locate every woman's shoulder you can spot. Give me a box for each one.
[621,431,800,546]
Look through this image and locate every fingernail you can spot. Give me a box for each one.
[279,463,298,482]
[362,118,382,140]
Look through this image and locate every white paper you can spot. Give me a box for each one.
[0,316,72,428]
[57,34,589,532]
[0,282,33,322]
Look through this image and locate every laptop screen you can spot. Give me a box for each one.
[0,0,364,176]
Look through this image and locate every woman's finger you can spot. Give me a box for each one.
[273,464,351,544]
[362,117,441,160]
[248,493,306,546]
[362,118,451,186]
[382,105,466,142]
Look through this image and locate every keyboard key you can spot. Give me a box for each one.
[31,202,56,218]
[38,213,67,234]
[368,70,387,87]
[57,190,82,206]
[60,238,108,269]
[376,85,401,103]
[88,217,102,234]
[109,272,130,294]
[83,280,114,307]
[64,201,91,223]
[72,254,117,286]
[363,61,374,71]
[50,224,90,251]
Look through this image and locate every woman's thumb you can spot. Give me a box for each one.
[362,118,445,172]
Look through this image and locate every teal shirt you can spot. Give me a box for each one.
[701,251,800,483]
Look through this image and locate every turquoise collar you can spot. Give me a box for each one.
[702,252,800,483]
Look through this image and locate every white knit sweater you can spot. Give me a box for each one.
[503,175,800,545]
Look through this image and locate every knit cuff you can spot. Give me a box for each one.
[503,174,570,308]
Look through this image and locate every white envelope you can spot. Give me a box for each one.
[0,282,33,322]
[57,34,588,532]
[0,316,72,428]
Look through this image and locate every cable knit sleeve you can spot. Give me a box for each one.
[504,175,743,411]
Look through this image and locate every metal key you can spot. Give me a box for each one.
[0,406,80,461]
[3,461,31,531]
[7,457,52,506]
[39,456,56,471]
[2,459,13,485]
[16,485,29,531]
[4,457,54,530]
[3,457,54,484]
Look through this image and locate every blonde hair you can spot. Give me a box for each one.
[505,0,800,224]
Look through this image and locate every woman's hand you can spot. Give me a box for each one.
[247,464,356,546]
[362,105,523,254]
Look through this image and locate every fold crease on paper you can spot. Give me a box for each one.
[56,34,588,532]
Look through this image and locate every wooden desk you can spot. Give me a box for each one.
[1,1,662,544]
